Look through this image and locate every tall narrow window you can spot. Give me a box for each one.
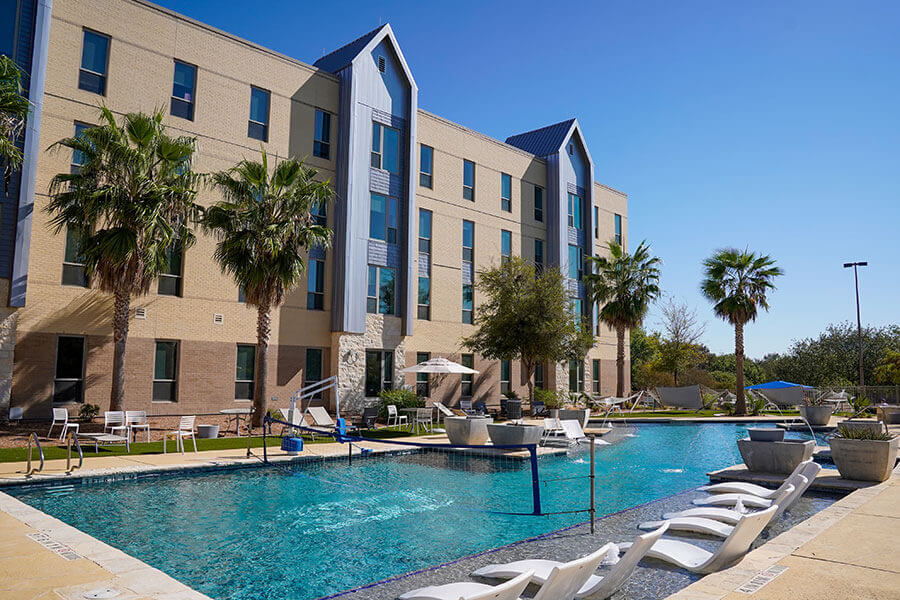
[534,186,544,222]
[369,192,398,243]
[235,344,255,401]
[501,173,512,212]
[462,220,474,264]
[418,209,432,320]
[153,341,178,402]
[248,86,270,141]
[312,200,327,226]
[534,239,544,271]
[419,144,433,188]
[364,350,393,397]
[313,109,331,159]
[592,359,600,394]
[614,214,622,245]
[568,359,584,393]
[534,362,545,390]
[307,258,324,310]
[462,220,474,324]
[568,245,583,280]
[158,244,183,296]
[54,336,85,403]
[571,297,583,322]
[463,159,475,201]
[461,354,474,397]
[62,228,88,287]
[501,230,511,262]
[371,122,400,173]
[71,122,90,173]
[416,352,430,397]
[305,348,323,387]
[78,30,109,95]
[593,206,599,239]
[367,266,396,315]
[594,302,601,336]
[171,60,196,121]
[500,359,511,395]
[568,193,583,229]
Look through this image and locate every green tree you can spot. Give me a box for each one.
[872,350,900,385]
[701,248,783,415]
[461,256,593,403]
[205,151,333,427]
[46,108,200,411]
[0,55,29,183]
[656,297,706,384]
[585,240,661,396]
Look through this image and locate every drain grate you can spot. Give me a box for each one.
[83,588,120,599]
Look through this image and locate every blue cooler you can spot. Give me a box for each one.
[281,436,303,455]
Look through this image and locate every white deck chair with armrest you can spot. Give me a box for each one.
[398,570,532,600]
[618,505,777,574]
[163,415,197,454]
[124,411,151,442]
[698,459,820,498]
[541,417,565,443]
[472,524,668,600]
[48,407,79,440]
[104,411,126,435]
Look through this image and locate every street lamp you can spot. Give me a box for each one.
[843,261,868,392]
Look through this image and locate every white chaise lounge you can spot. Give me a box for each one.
[692,460,820,509]
[471,524,668,600]
[398,570,532,600]
[697,459,819,498]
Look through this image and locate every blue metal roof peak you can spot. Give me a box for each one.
[504,118,577,157]
[313,24,389,73]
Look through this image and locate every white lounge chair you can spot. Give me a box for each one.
[124,410,151,442]
[403,542,609,600]
[618,505,778,574]
[387,404,408,429]
[279,407,304,436]
[398,570,532,600]
[692,492,772,508]
[541,417,566,443]
[103,411,126,435]
[697,459,819,498]
[163,415,197,454]
[692,461,821,509]
[471,524,669,600]
[48,407,79,440]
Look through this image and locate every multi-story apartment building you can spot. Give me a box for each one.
[2,0,628,419]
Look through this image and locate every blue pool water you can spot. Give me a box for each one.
[8,423,816,599]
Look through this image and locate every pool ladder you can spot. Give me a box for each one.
[25,432,44,477]
[66,432,83,474]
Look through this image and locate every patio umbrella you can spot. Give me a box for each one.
[399,356,479,374]
[745,380,812,390]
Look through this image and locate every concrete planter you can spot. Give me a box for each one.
[839,420,885,436]
[748,428,785,442]
[800,405,834,426]
[737,438,815,474]
[876,405,900,425]
[486,423,543,447]
[444,416,492,446]
[196,424,219,439]
[830,437,899,482]
[559,409,591,428]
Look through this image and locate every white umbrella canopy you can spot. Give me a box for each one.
[399,356,479,374]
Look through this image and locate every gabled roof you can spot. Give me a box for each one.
[313,25,388,73]
[504,118,577,157]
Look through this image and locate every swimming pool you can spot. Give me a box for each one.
[7,423,815,599]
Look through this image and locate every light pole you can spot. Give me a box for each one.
[843,261,867,393]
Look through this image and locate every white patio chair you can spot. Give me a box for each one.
[618,505,778,574]
[48,407,79,440]
[387,404,408,429]
[541,417,566,444]
[472,523,668,599]
[413,407,433,434]
[692,461,821,509]
[398,570,532,600]
[125,410,151,442]
[104,411,126,435]
[163,415,197,454]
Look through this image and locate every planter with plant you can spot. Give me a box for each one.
[737,436,815,474]
[559,393,591,427]
[829,424,898,482]
[800,395,834,427]
[78,404,99,423]
[542,389,567,419]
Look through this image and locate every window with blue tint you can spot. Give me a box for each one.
[614,213,622,245]
[307,258,324,310]
[419,144,433,188]
[463,160,475,201]
[367,266,396,315]
[534,239,544,270]
[417,277,430,320]
[367,266,378,313]
[568,193,583,229]
[594,206,599,239]
[371,122,400,173]
[462,284,474,324]
[462,220,474,263]
[248,86,270,141]
[235,344,255,401]
[501,173,512,212]
[312,200,327,226]
[314,109,330,159]
[369,193,386,241]
[158,243,183,296]
[79,30,109,95]
[71,122,90,173]
[62,228,88,287]
[571,297,583,322]
[568,245,582,280]
[171,61,196,120]
[418,209,432,252]
[418,208,432,320]
[534,186,543,222]
[501,230,511,262]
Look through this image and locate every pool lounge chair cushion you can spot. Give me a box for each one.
[638,515,736,539]
[697,459,818,498]
[662,476,806,524]
[399,570,532,600]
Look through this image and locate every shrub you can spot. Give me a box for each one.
[536,388,567,409]
[78,404,99,422]
[377,388,421,420]
[835,424,893,441]
[748,393,766,416]
[848,394,872,415]
[503,389,520,400]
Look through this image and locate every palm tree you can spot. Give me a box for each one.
[205,151,333,427]
[585,240,661,396]
[701,248,783,415]
[46,108,201,411]
[0,55,30,183]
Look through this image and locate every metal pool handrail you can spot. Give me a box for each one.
[66,432,83,474]
[25,432,44,477]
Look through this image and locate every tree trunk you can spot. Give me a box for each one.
[109,289,131,412]
[252,305,271,428]
[616,325,626,397]
[523,358,535,406]
[734,322,746,415]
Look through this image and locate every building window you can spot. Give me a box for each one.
[419,209,432,255]
[594,206,599,239]
[248,86,270,141]
[367,266,396,315]
[158,244,183,296]
[71,122,90,173]
[462,220,474,324]
[305,348,323,388]
[534,361,545,390]
[592,359,600,394]
[54,336,85,403]
[153,341,178,402]
[371,122,400,173]
[62,228,88,287]
[571,297,583,322]
[365,350,393,397]
[235,344,255,401]
[313,109,331,159]
[417,277,430,320]
[462,220,474,264]
[419,144,433,188]
[463,159,475,201]
[501,230,511,262]
[534,239,544,271]
[416,352,430,398]
[594,302,601,336]
[369,192,398,244]
[568,193,583,229]
[462,284,474,324]
[569,359,584,393]
[501,173,512,212]
[534,186,543,222]
[171,60,196,121]
[568,245,583,280]
[312,200,327,226]
[307,258,325,310]
[417,208,432,320]
[500,359,511,395]
[78,30,109,95]
[461,354,474,397]
[238,287,246,303]
[614,213,622,245]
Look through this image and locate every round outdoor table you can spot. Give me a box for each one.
[220,408,252,435]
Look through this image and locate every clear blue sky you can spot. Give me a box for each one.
[156,0,899,358]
